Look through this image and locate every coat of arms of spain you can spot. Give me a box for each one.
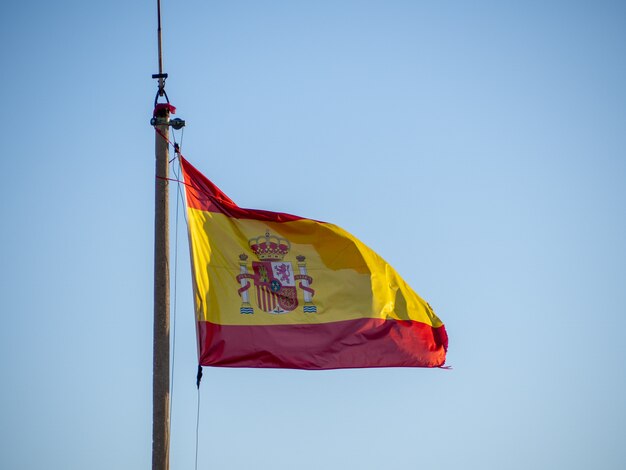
[236,231,316,315]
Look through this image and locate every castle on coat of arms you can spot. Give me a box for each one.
[236,231,317,315]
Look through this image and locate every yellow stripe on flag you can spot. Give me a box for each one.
[187,207,443,328]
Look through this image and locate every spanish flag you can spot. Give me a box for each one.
[181,157,448,369]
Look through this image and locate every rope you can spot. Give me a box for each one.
[166,127,191,414]
[165,129,181,450]
[157,125,201,467]
[166,127,189,454]
[155,175,190,185]
[154,127,175,148]
[168,154,180,432]
[169,136,202,469]
[195,385,201,470]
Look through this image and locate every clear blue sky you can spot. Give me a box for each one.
[1,1,625,469]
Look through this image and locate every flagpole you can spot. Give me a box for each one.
[153,106,170,470]
[152,0,170,468]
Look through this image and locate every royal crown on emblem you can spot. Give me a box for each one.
[249,231,291,261]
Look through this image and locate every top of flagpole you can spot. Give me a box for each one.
[157,0,163,78]
[152,0,169,104]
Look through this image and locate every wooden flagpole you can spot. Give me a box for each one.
[153,109,170,470]
[152,0,170,468]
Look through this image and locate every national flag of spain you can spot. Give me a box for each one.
[181,157,448,369]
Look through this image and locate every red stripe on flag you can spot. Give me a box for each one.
[197,319,447,370]
[181,157,309,222]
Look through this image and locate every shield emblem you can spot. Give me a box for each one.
[252,261,299,314]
